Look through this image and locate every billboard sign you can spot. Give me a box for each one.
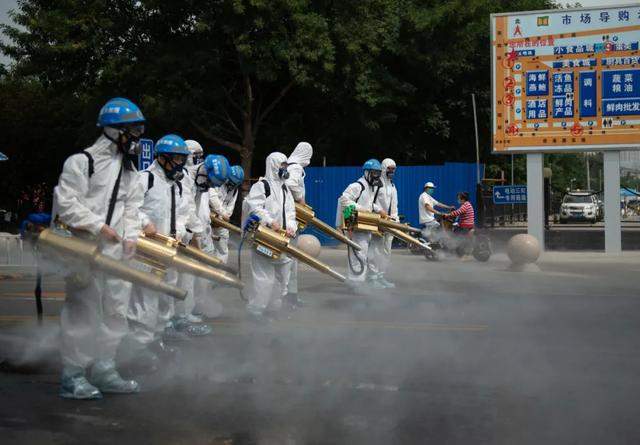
[492,5,640,153]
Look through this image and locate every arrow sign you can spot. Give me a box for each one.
[493,185,527,205]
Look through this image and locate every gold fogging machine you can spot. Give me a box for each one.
[34,229,188,300]
[346,210,433,252]
[295,202,361,251]
[136,233,243,289]
[210,214,242,235]
[244,218,346,283]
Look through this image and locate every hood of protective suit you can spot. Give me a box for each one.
[287,142,313,168]
[381,158,396,185]
[264,152,288,182]
[185,140,204,167]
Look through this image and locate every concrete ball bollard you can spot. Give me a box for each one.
[507,234,540,266]
[296,234,322,258]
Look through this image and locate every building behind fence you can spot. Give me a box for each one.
[304,162,483,245]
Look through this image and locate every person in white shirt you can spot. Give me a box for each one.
[418,181,453,240]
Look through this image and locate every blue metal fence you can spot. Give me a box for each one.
[303,162,483,245]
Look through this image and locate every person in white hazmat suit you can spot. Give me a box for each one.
[174,151,230,331]
[209,164,244,264]
[283,142,313,308]
[173,139,205,328]
[53,97,147,400]
[126,134,203,369]
[368,158,398,288]
[242,152,297,321]
[336,159,386,289]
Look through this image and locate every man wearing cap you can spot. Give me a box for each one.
[418,182,453,240]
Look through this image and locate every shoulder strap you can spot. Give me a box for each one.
[261,179,271,198]
[354,180,366,203]
[105,161,124,226]
[176,180,183,197]
[81,151,94,177]
[372,185,381,210]
[145,171,154,191]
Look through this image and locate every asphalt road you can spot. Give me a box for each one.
[1,249,640,444]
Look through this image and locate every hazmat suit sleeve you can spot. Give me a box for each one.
[53,154,105,236]
[245,181,274,226]
[285,190,298,233]
[209,187,226,216]
[178,180,204,240]
[390,187,399,220]
[339,181,368,212]
[285,164,305,202]
[135,172,153,230]
[123,170,144,241]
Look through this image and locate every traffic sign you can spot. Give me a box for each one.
[138,138,154,171]
[491,5,640,153]
[493,185,527,205]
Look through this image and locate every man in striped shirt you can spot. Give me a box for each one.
[446,191,475,233]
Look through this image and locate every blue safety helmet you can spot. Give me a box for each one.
[204,154,230,186]
[363,159,382,172]
[97,97,145,128]
[228,165,245,186]
[155,134,189,155]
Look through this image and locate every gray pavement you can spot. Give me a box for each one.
[1,248,640,444]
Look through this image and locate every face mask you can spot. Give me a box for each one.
[195,165,210,191]
[278,166,290,180]
[192,153,204,165]
[105,125,144,153]
[386,169,395,180]
[426,188,434,196]
[160,155,185,181]
[366,171,382,186]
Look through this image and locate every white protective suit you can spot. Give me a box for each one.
[53,135,143,369]
[175,162,221,318]
[369,159,398,278]
[127,160,203,345]
[284,142,313,296]
[337,175,382,282]
[209,184,239,264]
[242,152,298,314]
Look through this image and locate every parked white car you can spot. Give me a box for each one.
[559,192,600,224]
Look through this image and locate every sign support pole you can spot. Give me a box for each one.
[472,93,480,184]
[603,150,621,254]
[526,153,545,251]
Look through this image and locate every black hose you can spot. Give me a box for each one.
[346,233,365,276]
[237,232,248,302]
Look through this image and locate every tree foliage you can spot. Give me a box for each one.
[1,0,558,211]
